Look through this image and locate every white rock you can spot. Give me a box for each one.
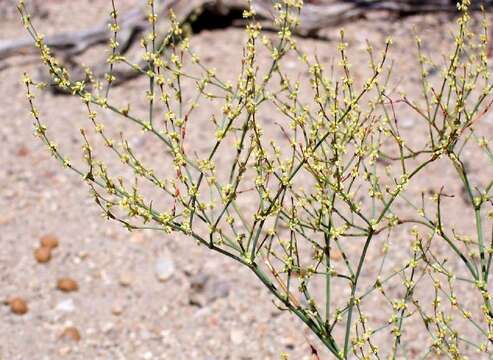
[230,329,244,345]
[101,322,114,334]
[140,328,153,340]
[158,305,169,316]
[155,257,175,282]
[194,307,211,319]
[285,61,297,69]
[58,346,72,356]
[142,351,153,360]
[400,118,415,129]
[55,299,75,313]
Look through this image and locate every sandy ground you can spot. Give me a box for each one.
[2,0,493,359]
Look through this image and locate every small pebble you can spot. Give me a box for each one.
[55,299,75,313]
[230,329,244,345]
[189,274,230,306]
[57,278,79,292]
[101,322,114,334]
[159,305,169,316]
[34,246,52,263]
[330,249,342,261]
[155,257,175,282]
[61,326,81,341]
[58,346,72,356]
[9,297,28,315]
[119,273,132,287]
[16,145,30,157]
[130,232,146,243]
[111,304,124,316]
[0,215,12,225]
[40,234,59,249]
[400,118,415,129]
[142,351,153,360]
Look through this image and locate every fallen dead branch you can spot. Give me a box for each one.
[3,0,490,88]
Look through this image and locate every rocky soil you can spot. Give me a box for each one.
[1,1,493,359]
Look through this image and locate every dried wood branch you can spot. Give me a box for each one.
[3,0,490,87]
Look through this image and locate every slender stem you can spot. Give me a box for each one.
[344,230,374,358]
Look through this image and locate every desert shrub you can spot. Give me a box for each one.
[18,0,493,357]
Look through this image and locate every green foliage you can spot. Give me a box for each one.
[18,0,493,357]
